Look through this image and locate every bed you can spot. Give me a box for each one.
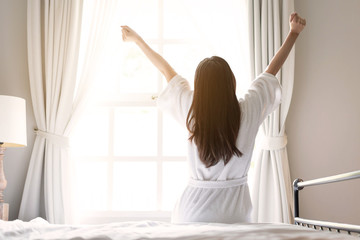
[1,170,359,240]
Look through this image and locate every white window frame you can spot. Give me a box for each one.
[74,0,191,223]
[72,0,250,224]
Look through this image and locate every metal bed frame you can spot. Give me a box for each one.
[293,170,360,236]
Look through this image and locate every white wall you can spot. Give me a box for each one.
[287,0,360,225]
[0,0,36,220]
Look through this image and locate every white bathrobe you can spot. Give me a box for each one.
[157,72,281,223]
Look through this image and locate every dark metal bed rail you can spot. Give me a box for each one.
[293,170,360,235]
[294,217,360,234]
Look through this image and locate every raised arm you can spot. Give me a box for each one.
[265,13,306,76]
[121,26,177,82]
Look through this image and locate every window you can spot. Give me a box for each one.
[70,0,249,223]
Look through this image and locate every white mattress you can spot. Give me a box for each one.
[0,218,358,240]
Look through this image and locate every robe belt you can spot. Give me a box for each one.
[260,135,287,151]
[188,175,248,189]
[35,129,69,148]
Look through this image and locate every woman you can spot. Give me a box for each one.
[121,12,306,223]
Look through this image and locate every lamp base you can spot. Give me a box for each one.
[0,202,9,220]
[0,145,8,220]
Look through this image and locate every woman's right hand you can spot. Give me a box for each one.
[121,25,142,43]
[290,13,306,34]
[265,13,306,76]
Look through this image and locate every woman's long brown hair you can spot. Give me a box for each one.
[186,56,242,168]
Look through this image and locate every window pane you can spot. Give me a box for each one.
[162,162,189,211]
[117,44,159,94]
[163,0,198,39]
[163,44,209,89]
[164,0,245,40]
[85,5,159,97]
[93,44,159,96]
[118,0,158,39]
[163,0,251,97]
[70,107,109,156]
[74,161,108,211]
[114,107,157,156]
[113,162,157,211]
[162,113,187,156]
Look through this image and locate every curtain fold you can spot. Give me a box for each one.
[19,0,117,224]
[248,0,295,223]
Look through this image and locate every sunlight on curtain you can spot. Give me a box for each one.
[70,0,250,223]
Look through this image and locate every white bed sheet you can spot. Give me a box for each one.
[0,218,358,240]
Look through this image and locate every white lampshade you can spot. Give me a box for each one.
[0,95,27,147]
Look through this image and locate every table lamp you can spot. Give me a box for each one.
[0,95,27,221]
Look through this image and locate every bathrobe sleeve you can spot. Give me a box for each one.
[243,72,282,126]
[157,75,193,126]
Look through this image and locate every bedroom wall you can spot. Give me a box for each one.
[288,0,360,225]
[0,0,36,220]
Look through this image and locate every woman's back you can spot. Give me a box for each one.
[158,72,281,223]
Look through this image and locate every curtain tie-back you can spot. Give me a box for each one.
[35,129,69,148]
[260,135,288,151]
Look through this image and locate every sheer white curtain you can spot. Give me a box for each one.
[248,0,295,223]
[19,0,117,224]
